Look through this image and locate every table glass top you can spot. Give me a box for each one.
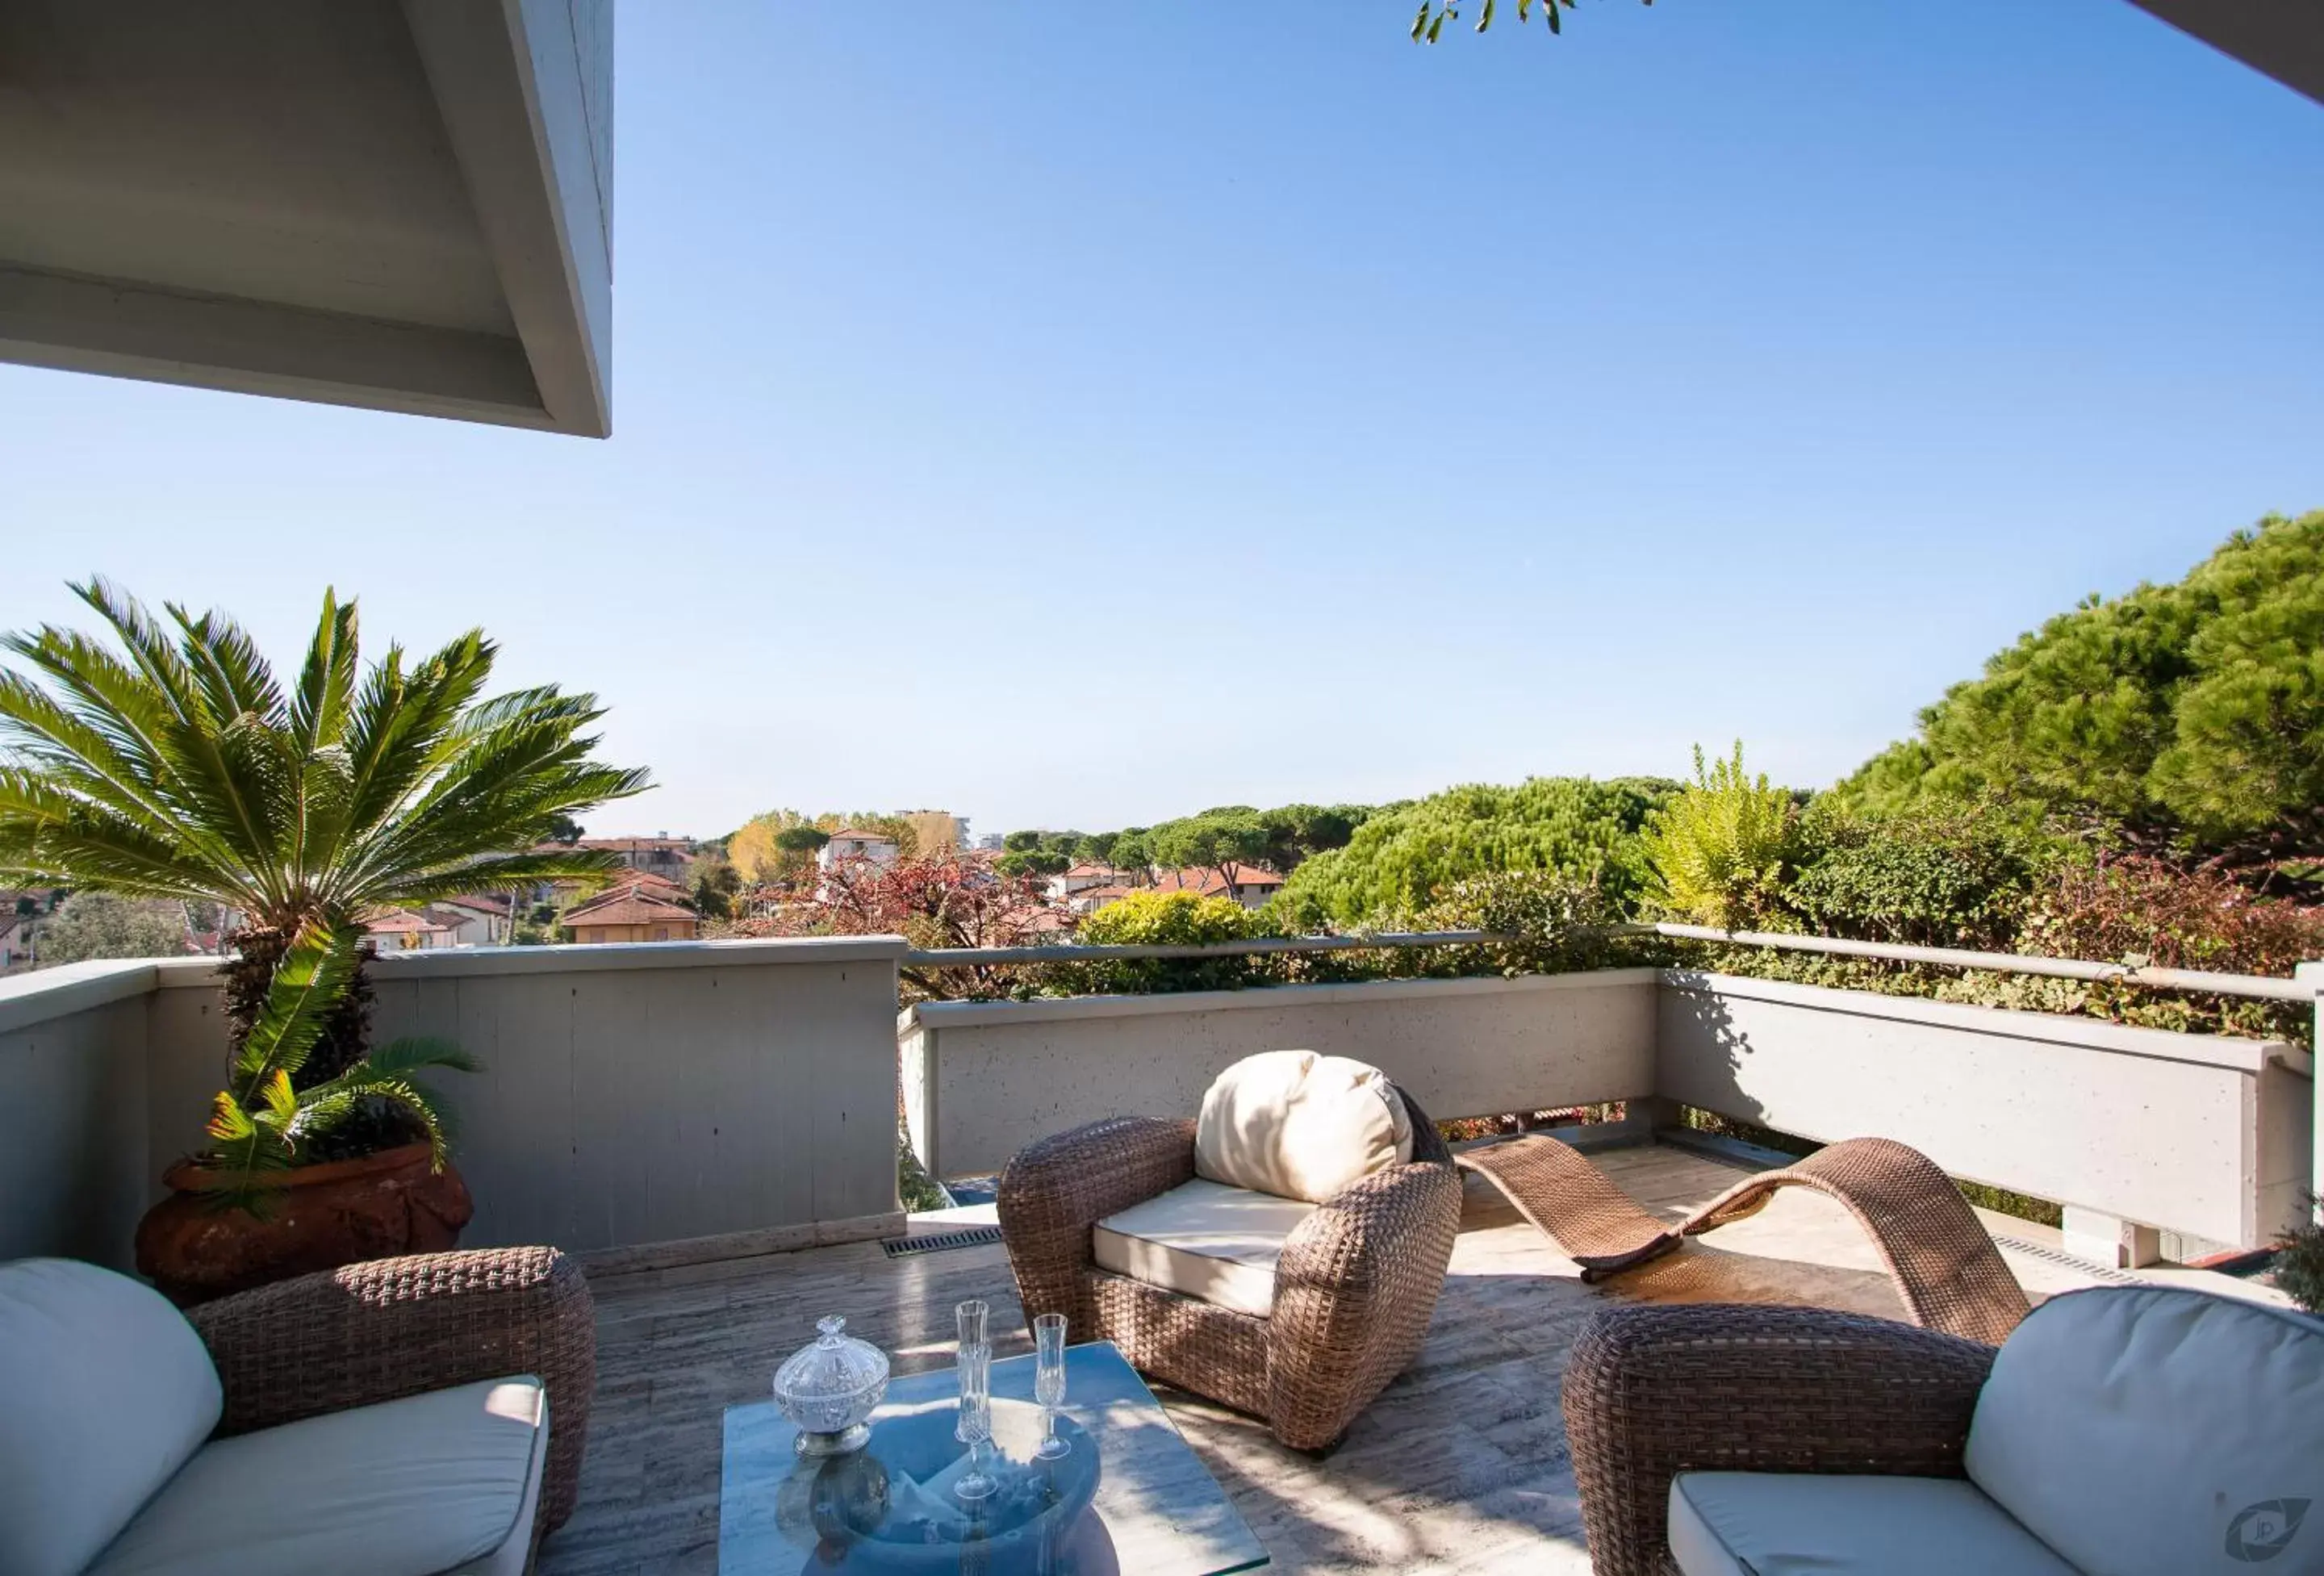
[721,1340,1267,1576]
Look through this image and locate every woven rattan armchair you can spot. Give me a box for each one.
[185,1247,597,1535]
[1561,1303,2000,1576]
[997,1089,1462,1452]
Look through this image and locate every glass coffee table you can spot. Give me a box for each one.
[721,1339,1268,1575]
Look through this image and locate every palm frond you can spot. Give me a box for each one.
[232,922,360,1089]
[337,633,497,839]
[188,1082,298,1212]
[166,601,286,730]
[351,750,650,900]
[72,578,207,731]
[373,848,630,909]
[292,1075,454,1168]
[291,591,359,755]
[0,663,177,828]
[0,625,178,783]
[6,583,649,921]
[0,627,257,896]
[341,1035,480,1079]
[0,767,244,898]
[65,582,288,901]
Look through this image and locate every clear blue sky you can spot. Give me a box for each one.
[6,1,2321,838]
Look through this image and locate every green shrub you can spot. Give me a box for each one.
[1787,803,2069,950]
[1062,890,1285,994]
[26,891,190,965]
[1398,867,1658,977]
[2016,855,2322,1044]
[897,1138,948,1213]
[1637,744,1799,930]
[1274,776,1673,927]
[2276,1204,2324,1315]
[1684,847,2318,1051]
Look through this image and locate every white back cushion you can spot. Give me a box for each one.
[1967,1285,2324,1575]
[0,1259,222,1576]
[1193,1050,1414,1204]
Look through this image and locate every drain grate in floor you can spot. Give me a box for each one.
[1992,1233,2148,1285]
[884,1225,1005,1259]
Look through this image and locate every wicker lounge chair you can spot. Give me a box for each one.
[2,1248,596,1576]
[186,1247,598,1533]
[1561,1288,2324,1574]
[998,1053,1462,1451]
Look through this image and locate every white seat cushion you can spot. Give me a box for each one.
[1193,1049,1414,1204]
[1668,1472,2078,1576]
[1093,1177,1316,1317]
[0,1259,223,1576]
[1967,1285,2324,1575]
[88,1377,548,1576]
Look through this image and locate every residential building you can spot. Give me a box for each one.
[544,865,691,913]
[562,885,700,946]
[0,915,32,970]
[1066,883,1133,917]
[1047,863,1130,902]
[1047,863,1144,915]
[362,909,458,953]
[1015,906,1076,938]
[428,896,515,947]
[818,828,901,872]
[1150,863,1288,910]
[577,837,696,882]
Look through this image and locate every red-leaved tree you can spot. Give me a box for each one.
[722,852,1069,998]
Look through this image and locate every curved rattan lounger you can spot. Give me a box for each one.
[1457,1134,2029,1345]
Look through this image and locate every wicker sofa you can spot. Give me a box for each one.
[1,1247,595,1576]
[998,1051,1463,1452]
[1561,1285,2324,1575]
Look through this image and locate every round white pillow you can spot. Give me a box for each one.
[1193,1049,1415,1204]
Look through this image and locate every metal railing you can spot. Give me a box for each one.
[1635,923,2317,1005]
[905,923,2320,1004]
[899,930,1496,967]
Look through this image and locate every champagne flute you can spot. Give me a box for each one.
[954,1300,997,1503]
[1033,1312,1070,1460]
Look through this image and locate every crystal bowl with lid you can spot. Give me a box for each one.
[772,1315,891,1456]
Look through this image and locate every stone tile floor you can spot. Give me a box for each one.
[539,1140,2179,1575]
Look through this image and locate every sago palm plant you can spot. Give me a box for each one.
[198,922,476,1208]
[1638,742,1799,930]
[0,579,649,1157]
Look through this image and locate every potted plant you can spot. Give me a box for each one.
[0,580,647,1298]
[134,923,478,1302]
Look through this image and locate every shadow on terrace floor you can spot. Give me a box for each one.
[537,1141,2108,1576]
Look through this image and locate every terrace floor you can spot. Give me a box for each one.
[538,1139,2208,1576]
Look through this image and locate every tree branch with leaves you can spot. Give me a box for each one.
[1411,0,1654,45]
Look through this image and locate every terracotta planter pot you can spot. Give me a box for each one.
[135,1143,474,1306]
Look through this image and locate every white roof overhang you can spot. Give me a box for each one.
[0,0,613,436]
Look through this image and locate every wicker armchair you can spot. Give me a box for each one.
[1560,1303,2000,1576]
[997,1088,1462,1452]
[185,1247,598,1536]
